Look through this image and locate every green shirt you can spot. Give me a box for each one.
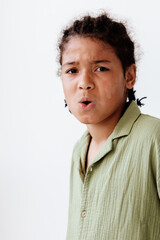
[66,101,160,240]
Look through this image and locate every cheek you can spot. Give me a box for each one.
[62,80,70,95]
[101,78,126,100]
[62,81,75,105]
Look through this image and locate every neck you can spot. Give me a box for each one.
[87,118,117,145]
[86,102,127,145]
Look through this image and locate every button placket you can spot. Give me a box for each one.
[79,171,91,238]
[81,210,86,218]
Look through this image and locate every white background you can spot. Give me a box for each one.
[0,0,160,239]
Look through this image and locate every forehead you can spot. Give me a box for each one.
[62,36,117,63]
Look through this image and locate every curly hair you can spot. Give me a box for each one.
[58,13,146,106]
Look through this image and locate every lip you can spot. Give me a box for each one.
[78,97,95,111]
[79,96,93,103]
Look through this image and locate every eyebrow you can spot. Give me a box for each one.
[62,60,111,67]
[92,60,111,64]
[62,61,78,67]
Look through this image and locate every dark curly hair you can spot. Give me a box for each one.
[58,13,146,106]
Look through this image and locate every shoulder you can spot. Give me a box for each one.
[139,113,160,126]
[134,113,160,140]
[124,112,160,157]
[131,113,160,170]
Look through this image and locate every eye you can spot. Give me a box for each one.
[66,68,78,74]
[96,66,109,72]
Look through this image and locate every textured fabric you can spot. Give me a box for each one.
[66,101,160,240]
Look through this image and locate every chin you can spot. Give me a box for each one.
[72,114,90,124]
[72,111,98,125]
[76,116,97,125]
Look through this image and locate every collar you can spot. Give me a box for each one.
[112,101,141,139]
[73,101,141,179]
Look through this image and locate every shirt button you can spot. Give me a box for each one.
[90,167,93,172]
[81,210,86,218]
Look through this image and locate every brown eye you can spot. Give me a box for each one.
[97,67,109,72]
[66,68,78,74]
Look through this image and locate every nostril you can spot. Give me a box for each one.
[78,82,94,90]
[79,86,91,90]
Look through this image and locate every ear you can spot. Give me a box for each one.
[125,64,136,89]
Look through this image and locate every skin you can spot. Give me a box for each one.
[61,36,136,167]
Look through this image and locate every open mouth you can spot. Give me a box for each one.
[79,97,94,110]
[82,101,91,105]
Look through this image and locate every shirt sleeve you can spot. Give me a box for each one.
[151,122,160,199]
[156,140,160,199]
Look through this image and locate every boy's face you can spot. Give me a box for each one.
[61,36,135,125]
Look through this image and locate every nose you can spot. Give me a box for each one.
[78,71,95,90]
